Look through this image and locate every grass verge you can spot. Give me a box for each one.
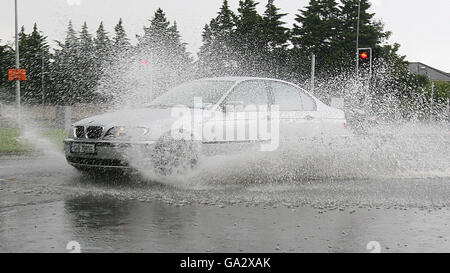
[0,128,66,154]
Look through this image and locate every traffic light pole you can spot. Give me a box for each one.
[355,0,361,77]
[14,0,21,122]
[310,53,315,93]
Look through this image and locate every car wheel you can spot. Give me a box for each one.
[151,134,200,175]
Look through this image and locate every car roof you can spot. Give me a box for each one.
[195,76,314,98]
[196,76,289,83]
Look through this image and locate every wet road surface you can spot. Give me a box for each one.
[1,155,450,253]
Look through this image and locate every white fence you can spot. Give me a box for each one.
[0,103,112,130]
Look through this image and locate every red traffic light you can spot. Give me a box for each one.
[141,60,149,66]
[360,52,368,59]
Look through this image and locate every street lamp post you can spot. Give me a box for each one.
[14,0,21,121]
[310,53,315,93]
[149,52,153,103]
[42,48,45,104]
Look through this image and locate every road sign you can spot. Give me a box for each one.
[8,69,26,81]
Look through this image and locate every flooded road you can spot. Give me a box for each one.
[1,153,450,253]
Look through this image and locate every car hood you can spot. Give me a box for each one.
[74,108,175,126]
[73,107,179,140]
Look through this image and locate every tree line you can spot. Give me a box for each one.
[0,0,440,107]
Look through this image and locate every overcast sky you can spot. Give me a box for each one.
[0,0,449,72]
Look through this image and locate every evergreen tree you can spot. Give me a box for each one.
[197,0,237,77]
[52,21,96,104]
[233,0,264,75]
[261,0,289,50]
[340,0,389,49]
[79,22,93,49]
[338,0,414,100]
[113,18,130,53]
[260,0,290,78]
[0,42,15,102]
[17,24,51,104]
[94,21,112,60]
[76,22,98,102]
[292,0,340,51]
[92,22,113,98]
[166,21,191,67]
[136,8,193,96]
[291,0,341,78]
[290,0,399,80]
[52,21,80,104]
[338,0,390,68]
[137,8,171,50]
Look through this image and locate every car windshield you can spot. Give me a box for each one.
[148,80,235,109]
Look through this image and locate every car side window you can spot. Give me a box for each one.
[270,82,316,111]
[225,80,269,109]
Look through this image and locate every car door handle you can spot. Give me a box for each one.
[304,115,315,121]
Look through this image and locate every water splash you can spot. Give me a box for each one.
[88,48,450,188]
[123,122,448,189]
[3,106,66,160]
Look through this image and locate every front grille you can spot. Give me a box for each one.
[86,126,103,139]
[66,156,129,167]
[75,126,85,138]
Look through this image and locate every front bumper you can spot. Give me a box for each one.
[64,138,156,169]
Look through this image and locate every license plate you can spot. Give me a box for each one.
[71,143,96,154]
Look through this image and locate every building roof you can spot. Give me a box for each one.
[408,62,450,82]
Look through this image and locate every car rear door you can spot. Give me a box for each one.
[268,81,322,140]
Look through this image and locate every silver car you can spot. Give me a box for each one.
[64,77,347,174]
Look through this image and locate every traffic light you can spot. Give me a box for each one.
[357,48,372,78]
[359,49,371,63]
[360,52,368,60]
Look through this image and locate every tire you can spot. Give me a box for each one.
[151,134,200,175]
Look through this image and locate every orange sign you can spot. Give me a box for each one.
[8,69,26,81]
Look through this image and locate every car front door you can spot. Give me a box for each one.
[212,80,271,144]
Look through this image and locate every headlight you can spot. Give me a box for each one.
[103,126,149,140]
